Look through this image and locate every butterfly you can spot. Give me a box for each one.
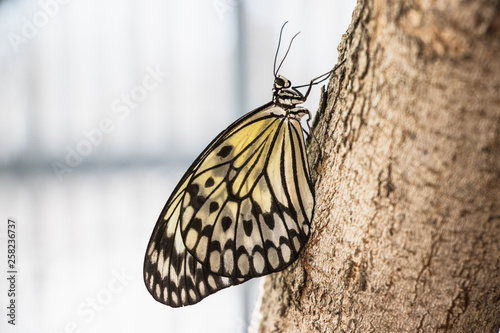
[143,23,344,307]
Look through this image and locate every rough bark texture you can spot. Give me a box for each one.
[250,0,500,332]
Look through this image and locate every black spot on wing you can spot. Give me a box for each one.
[243,219,253,236]
[217,145,233,158]
[205,177,215,188]
[209,240,222,252]
[209,201,219,213]
[187,184,199,196]
[263,213,275,230]
[221,216,232,232]
[200,225,214,237]
[223,238,235,251]
[191,218,203,232]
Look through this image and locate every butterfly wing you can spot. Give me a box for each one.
[143,102,314,306]
[179,104,314,278]
[143,105,271,307]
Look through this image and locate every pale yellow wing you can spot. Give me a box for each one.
[179,105,314,278]
[143,103,314,307]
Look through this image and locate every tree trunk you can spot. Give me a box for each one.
[250,0,500,332]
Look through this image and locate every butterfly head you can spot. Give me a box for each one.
[273,75,305,107]
[273,75,291,89]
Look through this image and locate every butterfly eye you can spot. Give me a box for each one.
[274,77,285,88]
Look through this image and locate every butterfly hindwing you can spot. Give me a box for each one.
[143,174,248,307]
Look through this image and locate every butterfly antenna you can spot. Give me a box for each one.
[273,22,288,77]
[275,32,301,77]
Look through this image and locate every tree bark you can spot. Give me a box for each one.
[250,0,500,332]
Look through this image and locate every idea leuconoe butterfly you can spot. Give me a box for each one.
[144,23,344,307]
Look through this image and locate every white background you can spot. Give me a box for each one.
[0,0,356,332]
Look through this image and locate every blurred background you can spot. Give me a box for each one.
[0,0,356,332]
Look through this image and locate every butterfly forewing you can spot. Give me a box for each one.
[179,105,313,278]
